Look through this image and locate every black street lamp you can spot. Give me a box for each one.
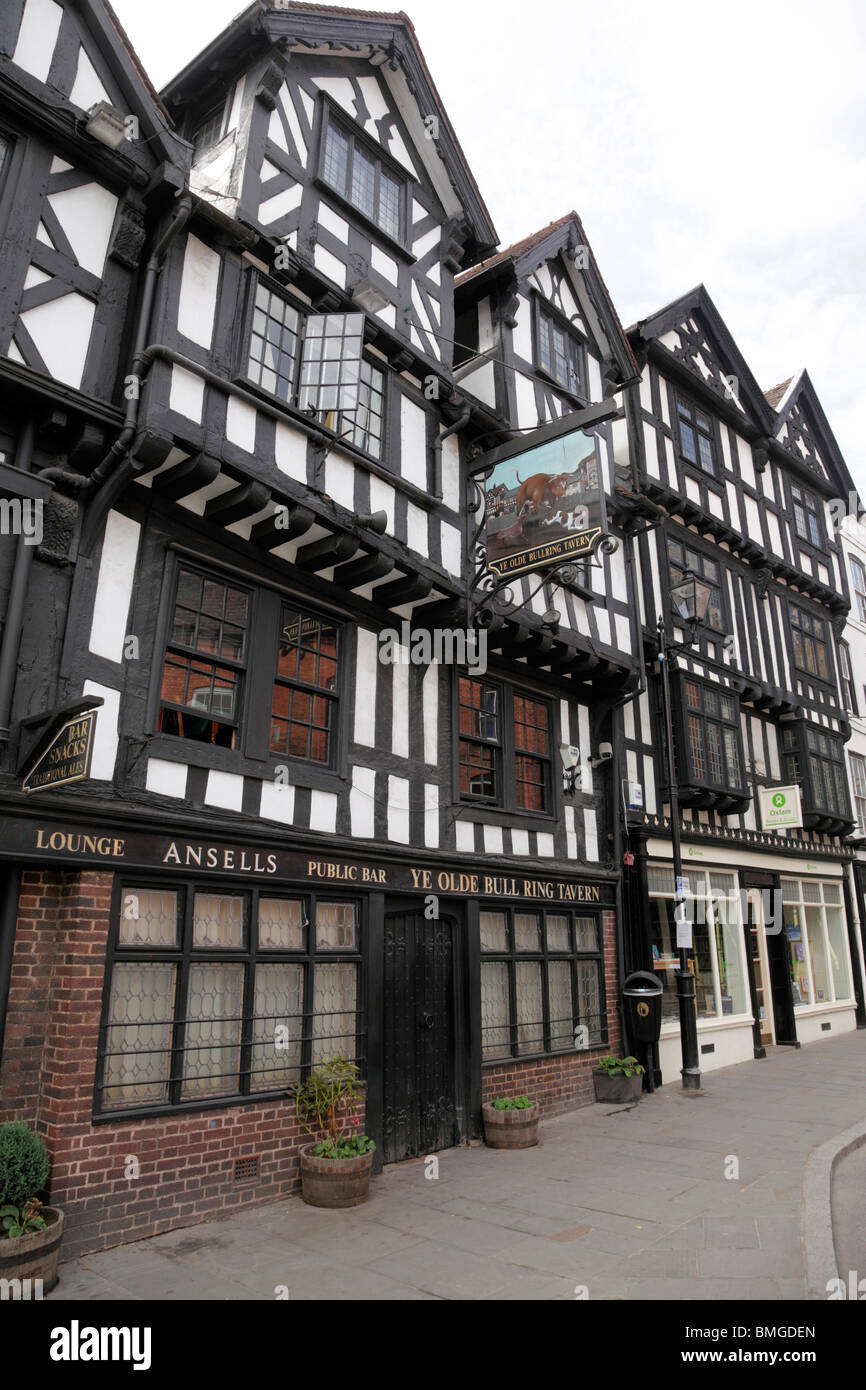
[657,572,713,1093]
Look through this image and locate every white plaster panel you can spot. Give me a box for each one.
[483,825,503,855]
[88,510,141,661]
[260,779,296,825]
[441,433,460,512]
[400,395,428,489]
[274,421,308,481]
[20,293,95,390]
[353,628,378,748]
[314,244,347,288]
[259,182,303,225]
[369,474,395,531]
[146,757,188,800]
[225,396,257,453]
[69,49,110,110]
[350,766,376,838]
[13,0,62,83]
[423,660,438,765]
[392,652,409,758]
[48,182,118,277]
[169,366,205,422]
[82,681,119,781]
[205,770,244,811]
[455,821,475,853]
[317,201,350,242]
[310,790,338,834]
[325,449,355,508]
[424,784,439,849]
[583,808,599,861]
[407,501,428,556]
[441,522,462,577]
[511,829,530,856]
[536,833,555,858]
[737,435,757,488]
[371,245,399,285]
[387,775,410,844]
[512,296,533,362]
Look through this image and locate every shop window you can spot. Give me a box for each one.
[789,603,830,680]
[97,886,361,1116]
[535,304,584,397]
[158,564,341,770]
[458,677,552,814]
[667,538,725,633]
[781,879,852,1008]
[681,679,744,793]
[850,556,866,624]
[243,278,386,460]
[675,396,717,476]
[479,908,606,1060]
[790,481,823,548]
[647,867,748,1023]
[320,113,405,241]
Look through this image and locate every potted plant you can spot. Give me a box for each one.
[482,1094,539,1149]
[292,1057,375,1208]
[592,1055,646,1104]
[0,1120,64,1293]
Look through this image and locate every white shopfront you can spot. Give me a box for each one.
[645,839,858,1078]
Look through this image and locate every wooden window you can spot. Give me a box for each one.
[480,908,606,1060]
[790,604,830,680]
[676,397,716,475]
[158,566,250,748]
[458,677,552,813]
[536,305,584,396]
[97,886,361,1116]
[270,607,339,764]
[321,116,405,241]
[850,753,866,835]
[781,723,851,820]
[667,537,725,633]
[192,103,227,159]
[850,556,866,624]
[682,680,744,793]
[839,642,858,716]
[247,281,300,402]
[791,481,823,547]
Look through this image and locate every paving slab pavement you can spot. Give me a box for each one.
[47,1030,866,1301]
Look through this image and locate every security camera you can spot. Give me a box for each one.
[590,742,613,768]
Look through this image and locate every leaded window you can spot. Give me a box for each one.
[791,481,823,547]
[321,116,405,241]
[676,397,716,475]
[98,886,361,1115]
[270,607,339,763]
[458,678,552,813]
[790,604,830,680]
[480,908,606,1060]
[667,538,725,632]
[781,723,852,820]
[247,281,300,402]
[682,679,744,792]
[158,566,250,748]
[536,305,584,396]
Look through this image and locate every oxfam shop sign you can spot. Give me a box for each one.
[758,785,803,830]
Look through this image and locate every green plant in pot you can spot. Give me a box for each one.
[291,1057,375,1208]
[482,1094,539,1149]
[0,1120,64,1293]
[592,1055,646,1104]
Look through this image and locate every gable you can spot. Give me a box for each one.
[772,372,854,496]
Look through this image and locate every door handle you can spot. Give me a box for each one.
[421,1012,435,1029]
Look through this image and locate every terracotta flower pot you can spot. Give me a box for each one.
[0,1207,64,1294]
[482,1102,539,1149]
[299,1145,373,1208]
[592,1069,643,1104]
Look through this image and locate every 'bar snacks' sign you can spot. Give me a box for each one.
[23,713,96,794]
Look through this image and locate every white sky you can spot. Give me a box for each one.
[113,0,866,494]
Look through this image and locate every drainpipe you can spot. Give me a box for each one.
[0,418,37,745]
[39,193,194,497]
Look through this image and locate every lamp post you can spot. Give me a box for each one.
[657,572,714,1093]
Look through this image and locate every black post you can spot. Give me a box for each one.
[658,616,701,1092]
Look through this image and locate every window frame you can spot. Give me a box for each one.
[849,556,866,625]
[316,99,410,252]
[678,676,746,797]
[236,271,389,464]
[850,752,866,836]
[780,721,853,822]
[666,533,727,635]
[455,673,555,818]
[790,479,824,550]
[648,866,750,1024]
[780,877,854,1009]
[674,393,719,477]
[788,602,832,683]
[152,553,346,778]
[533,298,587,403]
[94,878,364,1121]
[479,906,607,1062]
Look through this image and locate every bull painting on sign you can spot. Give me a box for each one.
[483,428,605,579]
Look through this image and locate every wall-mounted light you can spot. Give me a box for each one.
[560,743,582,795]
[670,571,713,627]
[85,102,127,150]
[351,278,389,314]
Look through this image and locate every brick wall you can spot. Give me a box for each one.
[0,869,363,1260]
[482,908,623,1116]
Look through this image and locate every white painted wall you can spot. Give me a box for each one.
[88,511,141,661]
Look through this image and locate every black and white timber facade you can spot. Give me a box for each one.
[0,0,864,1256]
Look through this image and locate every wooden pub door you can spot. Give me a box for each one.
[382,904,461,1165]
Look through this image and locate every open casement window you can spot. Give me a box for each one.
[457,677,553,814]
[98,887,362,1116]
[321,115,405,241]
[781,879,851,1008]
[667,538,725,633]
[791,481,823,548]
[158,567,250,748]
[270,607,339,764]
[850,556,866,624]
[789,604,830,680]
[536,304,584,397]
[480,908,606,1060]
[675,397,716,475]
[681,679,744,794]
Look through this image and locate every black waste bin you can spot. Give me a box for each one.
[623,970,664,1044]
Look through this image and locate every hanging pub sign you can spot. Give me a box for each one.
[473,399,616,581]
[21,703,101,795]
